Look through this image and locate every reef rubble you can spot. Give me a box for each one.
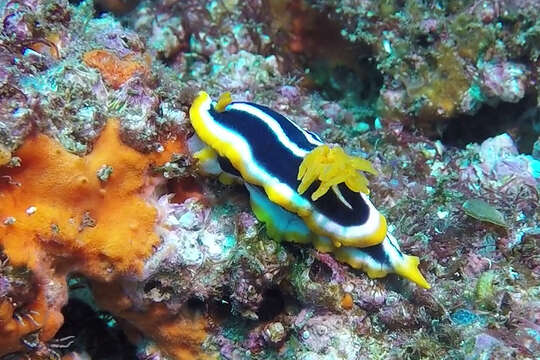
[0,1,539,359]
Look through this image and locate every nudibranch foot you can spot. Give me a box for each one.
[247,184,312,245]
[188,135,221,176]
[248,183,430,289]
[188,134,240,185]
[332,234,430,289]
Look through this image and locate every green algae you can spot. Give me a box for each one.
[475,271,497,310]
[462,199,507,228]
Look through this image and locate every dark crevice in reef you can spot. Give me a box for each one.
[93,0,140,16]
[307,58,383,105]
[54,276,136,359]
[441,92,539,153]
[309,259,333,283]
[187,296,207,314]
[56,298,136,359]
[276,1,383,115]
[303,38,382,109]
[257,287,285,322]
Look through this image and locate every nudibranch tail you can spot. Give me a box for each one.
[188,91,431,288]
[248,183,430,288]
[297,145,377,200]
[394,254,431,289]
[332,233,430,289]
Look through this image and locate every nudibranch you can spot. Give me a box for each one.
[189,91,430,289]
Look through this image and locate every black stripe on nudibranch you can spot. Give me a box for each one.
[218,156,241,177]
[305,129,323,142]
[362,244,391,266]
[208,104,315,186]
[304,182,370,226]
[231,102,322,148]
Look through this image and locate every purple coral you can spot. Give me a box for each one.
[481,61,528,103]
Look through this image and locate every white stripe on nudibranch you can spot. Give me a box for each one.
[228,103,323,157]
[384,233,404,262]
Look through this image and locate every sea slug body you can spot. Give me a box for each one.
[189,91,430,289]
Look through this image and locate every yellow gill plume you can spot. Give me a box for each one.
[297,145,377,202]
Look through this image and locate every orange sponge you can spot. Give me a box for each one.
[83,49,148,89]
[0,119,182,355]
[0,119,181,278]
[92,282,214,360]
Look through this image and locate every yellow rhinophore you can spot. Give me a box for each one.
[215,92,232,112]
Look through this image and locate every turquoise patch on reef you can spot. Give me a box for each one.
[526,156,540,179]
[451,309,488,326]
[451,309,478,326]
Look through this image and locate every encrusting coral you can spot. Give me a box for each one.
[0,119,185,356]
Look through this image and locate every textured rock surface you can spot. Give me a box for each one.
[0,0,538,359]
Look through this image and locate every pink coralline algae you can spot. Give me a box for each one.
[463,133,539,190]
[481,61,528,103]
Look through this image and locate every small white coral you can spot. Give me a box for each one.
[145,195,236,277]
